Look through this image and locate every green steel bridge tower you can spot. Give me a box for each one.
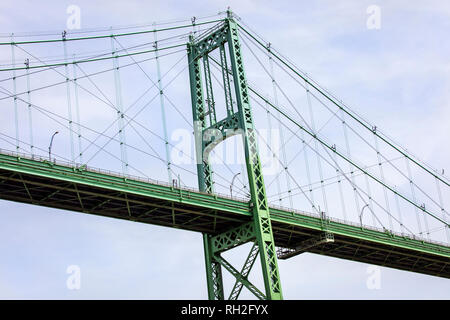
[188,12,282,300]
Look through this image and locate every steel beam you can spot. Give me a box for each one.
[214,254,266,300]
[229,242,260,300]
[211,222,255,254]
[203,233,224,300]
[0,152,449,281]
[188,12,283,300]
[277,232,335,259]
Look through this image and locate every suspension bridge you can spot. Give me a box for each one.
[0,10,448,300]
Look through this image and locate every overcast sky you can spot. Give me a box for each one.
[0,0,449,299]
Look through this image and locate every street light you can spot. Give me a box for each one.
[48,131,59,162]
[230,172,241,198]
[359,204,369,227]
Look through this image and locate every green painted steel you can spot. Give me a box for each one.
[0,43,186,72]
[187,23,224,299]
[219,44,234,116]
[1,15,449,301]
[0,19,224,46]
[270,207,450,258]
[225,17,283,300]
[0,150,449,282]
[214,254,266,300]
[0,151,251,216]
[0,150,449,261]
[187,11,283,300]
[206,40,449,228]
[203,234,224,300]
[210,222,255,254]
[229,242,260,300]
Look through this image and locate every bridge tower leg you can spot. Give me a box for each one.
[187,11,283,300]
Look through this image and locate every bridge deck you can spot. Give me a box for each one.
[0,151,449,278]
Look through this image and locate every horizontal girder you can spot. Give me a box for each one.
[0,151,449,278]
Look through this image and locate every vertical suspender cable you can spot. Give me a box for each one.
[373,132,394,231]
[10,35,19,153]
[268,45,292,209]
[405,157,423,236]
[363,173,377,227]
[219,43,247,195]
[334,152,348,220]
[63,31,75,163]
[201,54,217,188]
[394,185,405,234]
[306,80,328,214]
[341,109,361,221]
[265,98,281,205]
[154,29,172,183]
[304,133,315,211]
[435,177,449,242]
[202,55,217,125]
[25,59,34,156]
[111,32,128,175]
[301,126,315,211]
[72,55,83,163]
[220,44,234,116]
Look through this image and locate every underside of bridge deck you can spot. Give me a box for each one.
[0,159,448,279]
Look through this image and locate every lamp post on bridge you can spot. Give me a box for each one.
[48,131,59,162]
[230,172,241,198]
[360,204,369,227]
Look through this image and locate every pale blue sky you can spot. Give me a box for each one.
[0,0,449,299]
